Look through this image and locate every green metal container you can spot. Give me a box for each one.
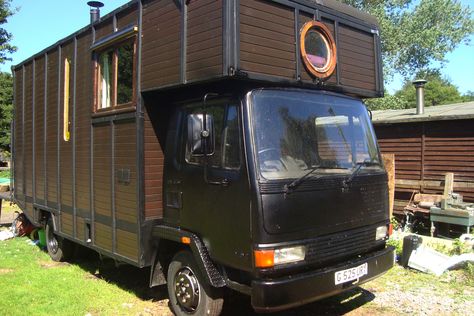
[38,228,46,248]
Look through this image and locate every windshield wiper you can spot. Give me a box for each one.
[343,159,380,187]
[284,166,322,195]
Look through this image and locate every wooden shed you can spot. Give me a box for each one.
[372,102,474,215]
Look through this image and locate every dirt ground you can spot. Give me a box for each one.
[93,260,473,316]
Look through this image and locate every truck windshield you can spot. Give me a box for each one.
[250,89,381,180]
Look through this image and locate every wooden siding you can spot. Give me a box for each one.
[114,121,137,224]
[95,222,113,251]
[23,62,33,212]
[186,0,223,81]
[338,24,376,91]
[13,68,23,200]
[144,111,164,219]
[75,33,92,215]
[239,0,379,97]
[34,56,46,202]
[240,0,296,78]
[61,212,74,236]
[117,229,138,260]
[375,120,474,214]
[93,124,112,218]
[117,3,138,30]
[46,49,59,204]
[59,42,74,213]
[94,17,114,42]
[141,0,182,90]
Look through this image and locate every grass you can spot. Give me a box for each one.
[0,169,10,178]
[0,238,170,316]
[0,233,473,315]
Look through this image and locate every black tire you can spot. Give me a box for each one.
[45,218,73,262]
[167,250,223,316]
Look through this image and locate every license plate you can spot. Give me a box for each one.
[334,263,368,285]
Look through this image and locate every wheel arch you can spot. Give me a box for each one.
[149,225,226,288]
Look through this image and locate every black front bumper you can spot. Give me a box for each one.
[251,246,395,312]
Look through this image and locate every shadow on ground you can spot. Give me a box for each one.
[64,245,375,315]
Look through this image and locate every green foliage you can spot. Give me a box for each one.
[395,70,467,108]
[0,0,16,64]
[364,91,409,110]
[342,0,474,79]
[0,71,12,152]
[450,238,473,255]
[0,168,9,178]
[387,237,403,257]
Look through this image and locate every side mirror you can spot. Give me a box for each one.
[188,113,214,156]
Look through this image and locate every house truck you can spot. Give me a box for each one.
[12,0,394,314]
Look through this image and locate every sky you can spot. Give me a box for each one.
[1,0,473,94]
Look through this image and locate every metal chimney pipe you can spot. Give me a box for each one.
[87,1,104,24]
[413,79,427,115]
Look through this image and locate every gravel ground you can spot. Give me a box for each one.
[141,264,473,315]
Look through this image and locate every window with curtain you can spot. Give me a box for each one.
[95,39,135,111]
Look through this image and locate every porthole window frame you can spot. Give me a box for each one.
[300,21,337,79]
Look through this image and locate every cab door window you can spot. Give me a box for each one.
[185,104,241,170]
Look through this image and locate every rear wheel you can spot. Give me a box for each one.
[167,250,223,316]
[45,218,73,262]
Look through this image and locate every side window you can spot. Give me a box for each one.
[63,58,71,141]
[95,39,135,111]
[185,104,241,170]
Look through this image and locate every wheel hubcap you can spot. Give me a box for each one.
[174,267,200,312]
[47,228,59,254]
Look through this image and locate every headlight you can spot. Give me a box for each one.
[254,246,306,268]
[375,225,388,240]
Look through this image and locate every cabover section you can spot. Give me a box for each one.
[12,1,150,266]
[140,0,382,98]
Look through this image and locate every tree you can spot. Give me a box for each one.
[0,0,16,64]
[342,0,474,80]
[394,70,465,108]
[0,71,12,152]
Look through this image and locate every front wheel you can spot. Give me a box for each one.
[45,218,73,262]
[167,250,223,316]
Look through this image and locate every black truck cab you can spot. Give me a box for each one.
[160,88,394,312]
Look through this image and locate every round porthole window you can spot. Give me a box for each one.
[300,21,337,79]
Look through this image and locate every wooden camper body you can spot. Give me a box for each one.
[12,0,382,267]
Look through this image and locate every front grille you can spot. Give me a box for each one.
[304,224,384,267]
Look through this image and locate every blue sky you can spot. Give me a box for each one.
[1,0,473,94]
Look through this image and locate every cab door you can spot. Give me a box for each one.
[176,101,252,270]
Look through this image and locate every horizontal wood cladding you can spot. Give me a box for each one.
[141,0,182,90]
[75,33,92,213]
[117,3,138,30]
[34,56,46,202]
[186,0,223,81]
[116,229,138,260]
[93,124,112,217]
[338,24,376,91]
[238,0,380,97]
[94,17,114,42]
[114,121,138,224]
[375,119,474,213]
[46,49,59,204]
[144,111,164,219]
[61,212,74,236]
[14,68,23,199]
[240,0,296,78]
[23,62,33,198]
[60,42,74,210]
[95,222,113,251]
